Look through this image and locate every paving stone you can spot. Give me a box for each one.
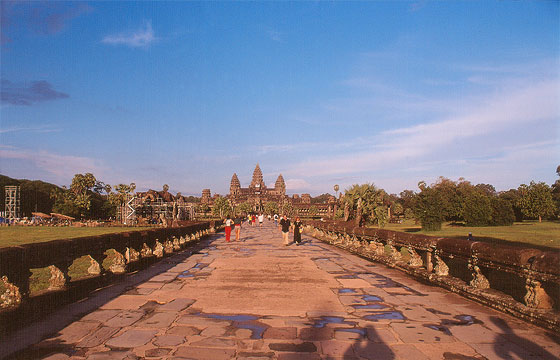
[237,351,275,359]
[153,334,186,347]
[135,312,177,328]
[177,314,230,327]
[352,342,397,360]
[391,323,455,343]
[299,327,335,340]
[161,282,184,291]
[106,329,158,348]
[101,296,149,310]
[166,325,202,337]
[158,298,196,311]
[41,354,70,360]
[334,328,366,341]
[76,326,119,348]
[391,344,431,359]
[263,327,297,340]
[173,346,236,359]
[337,278,372,288]
[145,348,172,358]
[414,342,487,359]
[87,350,140,359]
[320,340,355,357]
[448,324,503,344]
[201,326,228,337]
[81,309,121,322]
[55,321,100,344]
[268,342,317,352]
[105,311,145,327]
[470,342,545,360]
[235,328,253,339]
[365,327,398,343]
[189,337,237,348]
[277,353,321,360]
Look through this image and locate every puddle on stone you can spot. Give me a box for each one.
[351,304,388,310]
[425,324,452,335]
[362,295,382,302]
[339,288,357,294]
[313,316,356,328]
[235,321,268,339]
[177,272,194,278]
[426,308,451,315]
[363,311,405,321]
[441,315,479,326]
[205,314,258,322]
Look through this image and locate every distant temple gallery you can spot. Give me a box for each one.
[202,164,336,217]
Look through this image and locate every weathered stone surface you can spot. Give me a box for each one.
[135,312,177,328]
[105,311,144,327]
[76,326,119,348]
[391,323,455,343]
[166,325,201,337]
[152,334,185,347]
[55,321,100,344]
[105,329,158,348]
[299,327,334,340]
[174,346,236,360]
[189,337,236,348]
[145,348,171,358]
[268,342,317,352]
[158,298,195,311]
[101,296,148,310]
[81,309,121,323]
[263,327,297,340]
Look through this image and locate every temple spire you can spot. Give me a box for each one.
[250,164,265,189]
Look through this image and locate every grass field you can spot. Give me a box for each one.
[377,220,560,250]
[0,226,157,248]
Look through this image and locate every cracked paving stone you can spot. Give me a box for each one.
[76,326,120,348]
[105,329,158,348]
[104,310,145,327]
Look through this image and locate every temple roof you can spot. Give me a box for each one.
[230,173,240,188]
[250,164,264,188]
[275,174,285,188]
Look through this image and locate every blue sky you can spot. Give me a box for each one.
[1,1,558,196]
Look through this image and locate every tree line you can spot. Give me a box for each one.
[338,166,560,231]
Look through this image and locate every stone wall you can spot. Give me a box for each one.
[0,221,221,333]
[304,220,560,333]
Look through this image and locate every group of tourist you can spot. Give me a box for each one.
[222,213,304,246]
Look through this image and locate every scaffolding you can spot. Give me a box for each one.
[118,194,196,224]
[4,186,21,220]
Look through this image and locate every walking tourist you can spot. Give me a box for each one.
[293,216,303,245]
[224,216,233,242]
[234,216,242,241]
[273,213,278,226]
[258,213,264,227]
[279,214,291,246]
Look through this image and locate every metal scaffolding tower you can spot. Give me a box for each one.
[5,186,21,220]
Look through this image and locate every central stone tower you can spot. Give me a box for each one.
[250,164,266,190]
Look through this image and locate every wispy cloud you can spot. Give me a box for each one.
[102,21,156,48]
[1,79,69,106]
[0,148,106,184]
[267,29,283,42]
[0,125,61,134]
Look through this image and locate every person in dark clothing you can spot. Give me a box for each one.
[279,214,291,246]
[293,216,303,245]
[234,217,242,241]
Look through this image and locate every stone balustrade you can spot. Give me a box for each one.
[303,220,560,332]
[0,221,221,333]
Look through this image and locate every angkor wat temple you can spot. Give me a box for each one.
[202,164,336,216]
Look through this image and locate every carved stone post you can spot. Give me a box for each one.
[48,265,67,290]
[424,251,433,272]
[108,251,126,273]
[164,240,174,254]
[173,237,181,251]
[407,247,423,267]
[434,254,449,276]
[141,243,153,257]
[87,255,101,275]
[153,241,164,258]
[125,247,140,263]
[524,278,554,309]
[388,245,402,261]
[468,257,490,289]
[0,276,21,309]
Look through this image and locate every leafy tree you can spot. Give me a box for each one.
[343,183,384,226]
[517,181,556,222]
[264,201,279,215]
[490,197,515,226]
[212,196,231,218]
[51,187,80,218]
[403,208,415,220]
[552,165,560,216]
[414,183,445,231]
[282,202,294,217]
[399,189,417,213]
[390,203,404,218]
[237,201,253,215]
[374,206,389,227]
[499,189,524,222]
[311,193,332,204]
[461,188,492,226]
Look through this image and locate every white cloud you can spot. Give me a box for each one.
[0,148,106,182]
[285,178,311,191]
[102,21,156,48]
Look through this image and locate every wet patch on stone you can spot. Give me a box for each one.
[426,308,451,315]
[442,315,481,326]
[312,316,356,328]
[351,303,388,310]
[335,274,359,279]
[268,342,317,352]
[363,311,405,321]
[362,295,382,302]
[336,328,367,337]
[425,324,452,335]
[338,288,357,294]
[201,313,267,339]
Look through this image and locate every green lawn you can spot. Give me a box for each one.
[377,220,560,250]
[0,226,157,248]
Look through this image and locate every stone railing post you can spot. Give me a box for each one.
[468,256,490,289]
[524,278,554,309]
